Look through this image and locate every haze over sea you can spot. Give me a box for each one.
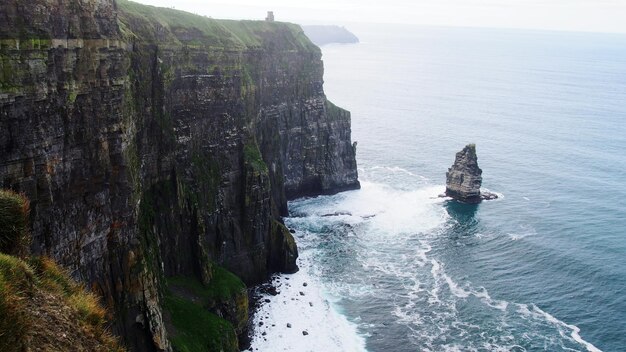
[249,24,626,352]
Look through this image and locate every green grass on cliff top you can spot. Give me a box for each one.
[117,0,318,51]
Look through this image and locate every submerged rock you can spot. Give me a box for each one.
[445,144,497,203]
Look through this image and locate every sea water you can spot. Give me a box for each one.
[248,24,626,352]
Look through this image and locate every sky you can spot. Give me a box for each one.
[132,0,626,34]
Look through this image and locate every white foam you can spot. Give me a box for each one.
[530,305,602,352]
[508,232,534,241]
[516,304,602,352]
[351,182,448,235]
[280,180,600,351]
[481,188,504,200]
[474,287,509,311]
[248,253,367,352]
[370,165,428,180]
[290,181,448,239]
[430,259,509,311]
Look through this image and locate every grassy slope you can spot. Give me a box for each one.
[117,0,318,52]
[0,189,30,257]
[0,190,122,351]
[0,254,124,351]
[164,266,246,352]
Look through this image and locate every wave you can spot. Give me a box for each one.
[430,258,509,311]
[518,304,602,352]
[289,181,448,236]
[431,253,600,351]
[249,252,368,352]
[507,232,535,241]
[370,165,428,180]
[278,181,601,352]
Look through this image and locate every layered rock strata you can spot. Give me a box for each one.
[0,0,360,350]
[445,144,496,203]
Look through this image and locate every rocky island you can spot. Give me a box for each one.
[0,0,359,350]
[445,144,498,203]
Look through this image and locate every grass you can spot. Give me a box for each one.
[116,0,317,51]
[168,266,245,303]
[29,256,75,293]
[164,266,247,351]
[0,190,122,350]
[29,256,107,326]
[164,294,238,352]
[0,189,31,257]
[0,255,30,350]
[0,254,122,350]
[68,292,108,327]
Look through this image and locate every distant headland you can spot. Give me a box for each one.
[301,25,359,46]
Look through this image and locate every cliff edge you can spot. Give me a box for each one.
[0,0,359,350]
[0,190,123,351]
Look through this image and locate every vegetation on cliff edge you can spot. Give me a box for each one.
[0,190,123,351]
[117,0,318,51]
[0,190,30,257]
[0,256,124,351]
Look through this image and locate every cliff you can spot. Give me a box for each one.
[0,0,359,350]
[301,25,359,46]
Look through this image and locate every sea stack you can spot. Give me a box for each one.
[445,144,497,203]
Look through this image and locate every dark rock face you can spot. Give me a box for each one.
[0,0,359,350]
[445,144,484,204]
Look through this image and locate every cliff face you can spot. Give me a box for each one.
[0,0,359,350]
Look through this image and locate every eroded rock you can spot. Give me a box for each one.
[445,144,497,203]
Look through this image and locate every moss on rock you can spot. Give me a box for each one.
[244,141,269,174]
[164,265,247,351]
[164,293,238,352]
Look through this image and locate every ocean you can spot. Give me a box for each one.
[249,24,626,352]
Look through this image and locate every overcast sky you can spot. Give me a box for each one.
[132,0,626,34]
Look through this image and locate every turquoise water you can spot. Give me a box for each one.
[250,25,626,351]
